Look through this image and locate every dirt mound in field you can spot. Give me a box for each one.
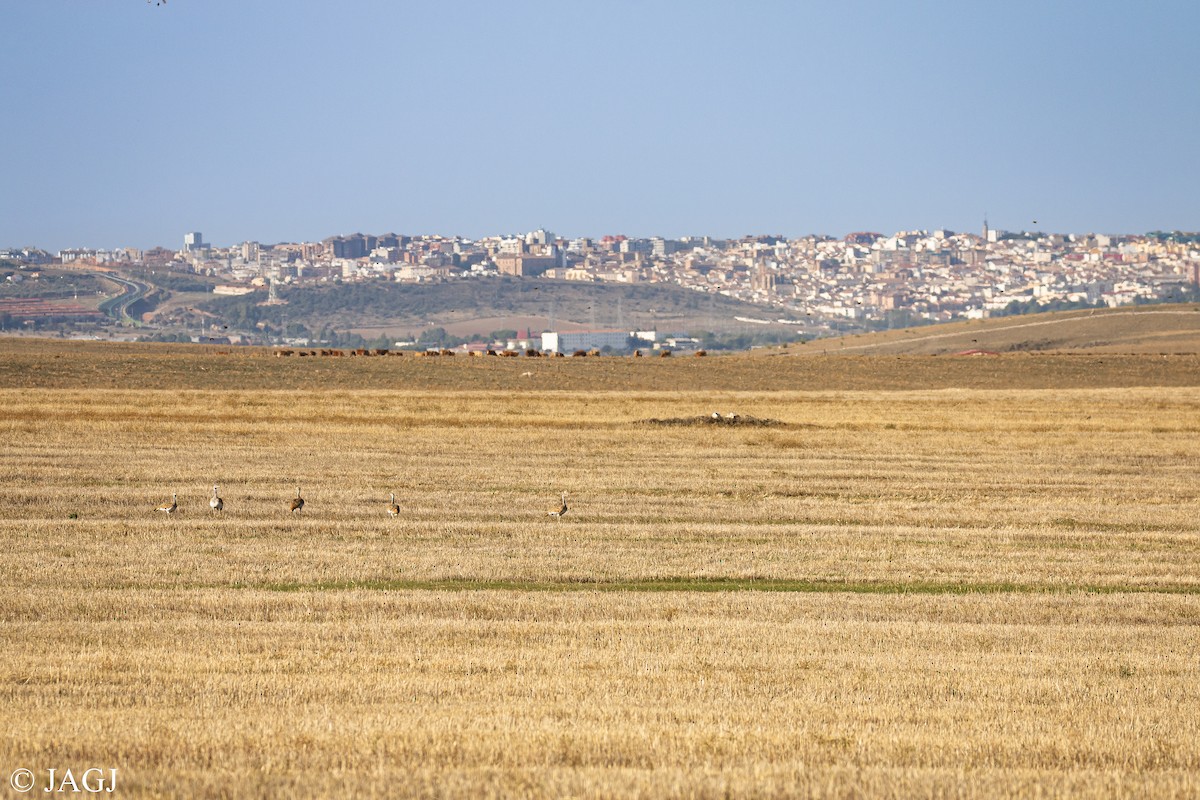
[637,413,784,427]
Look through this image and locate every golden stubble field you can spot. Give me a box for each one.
[1,341,1199,798]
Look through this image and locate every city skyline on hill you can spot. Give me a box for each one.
[8,224,1200,258]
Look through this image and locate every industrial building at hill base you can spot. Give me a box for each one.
[542,330,633,353]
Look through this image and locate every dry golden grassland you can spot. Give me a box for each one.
[4,336,1200,391]
[1,358,1199,796]
[783,304,1200,357]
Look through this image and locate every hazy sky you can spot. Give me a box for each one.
[3,1,1197,251]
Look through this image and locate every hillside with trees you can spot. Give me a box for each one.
[198,277,807,344]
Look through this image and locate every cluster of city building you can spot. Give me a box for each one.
[7,223,1200,328]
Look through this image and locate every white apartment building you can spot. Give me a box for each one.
[541,330,631,353]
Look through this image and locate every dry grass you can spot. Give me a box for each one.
[1,364,1199,796]
[781,304,1200,357]
[4,591,1198,798]
[4,336,1200,392]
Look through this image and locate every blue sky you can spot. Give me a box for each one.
[2,1,1197,251]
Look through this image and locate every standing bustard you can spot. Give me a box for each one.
[548,492,568,518]
[290,486,304,514]
[157,493,178,514]
[210,484,224,512]
[387,492,400,517]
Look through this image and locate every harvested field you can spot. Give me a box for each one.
[1,338,1198,798]
[783,304,1200,356]
[3,337,1200,391]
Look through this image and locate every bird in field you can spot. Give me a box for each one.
[157,493,177,514]
[210,484,224,512]
[548,492,568,518]
[290,486,304,514]
[387,492,400,517]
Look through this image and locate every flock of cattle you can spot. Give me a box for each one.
[273,348,706,358]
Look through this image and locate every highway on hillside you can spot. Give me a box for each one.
[96,271,151,326]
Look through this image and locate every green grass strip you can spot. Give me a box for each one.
[247,577,1200,595]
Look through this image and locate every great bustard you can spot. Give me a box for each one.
[387,492,400,517]
[157,493,178,514]
[290,486,304,514]
[210,484,224,512]
[548,492,568,518]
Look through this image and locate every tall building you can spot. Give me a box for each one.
[323,234,372,259]
[494,252,557,277]
[183,232,206,253]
